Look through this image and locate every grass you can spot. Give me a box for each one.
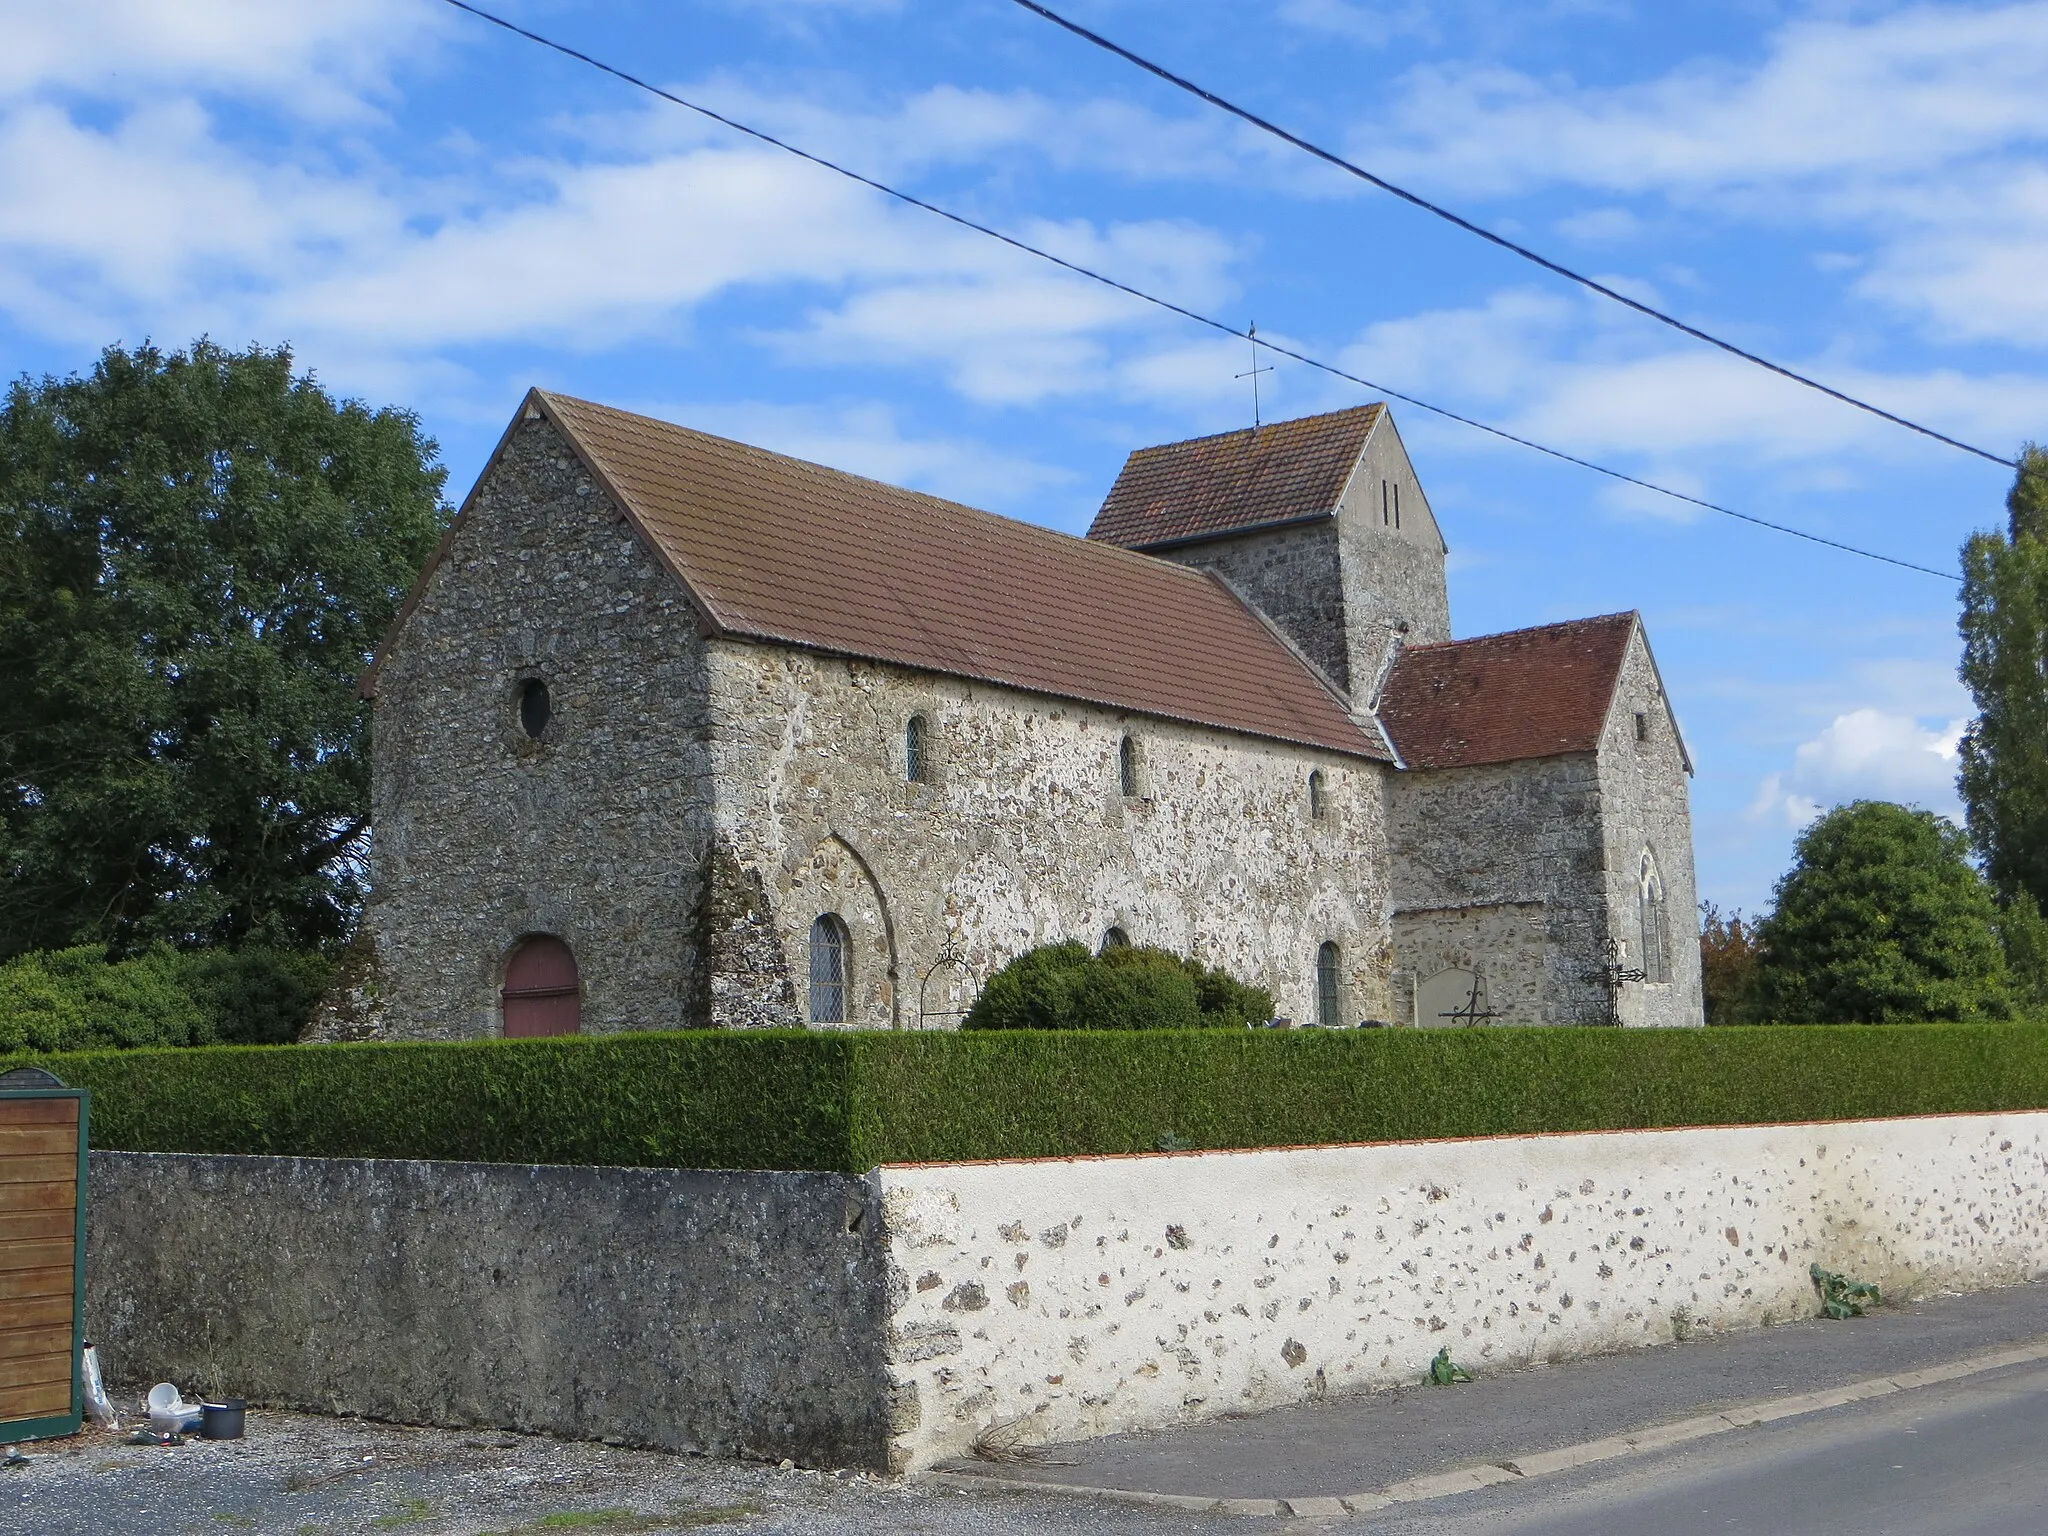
[372,1498,435,1529]
[477,1508,757,1535]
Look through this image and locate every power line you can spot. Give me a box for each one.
[1010,0,2019,472]
[431,0,1959,583]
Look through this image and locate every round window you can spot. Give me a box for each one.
[518,678,551,739]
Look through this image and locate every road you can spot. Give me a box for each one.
[1355,1358,2048,1536]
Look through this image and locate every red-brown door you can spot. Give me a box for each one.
[501,936,581,1038]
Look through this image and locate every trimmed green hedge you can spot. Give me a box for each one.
[16,1023,2048,1173]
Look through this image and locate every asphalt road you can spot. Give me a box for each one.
[1353,1358,2048,1536]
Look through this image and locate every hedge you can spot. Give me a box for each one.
[14,1023,2048,1173]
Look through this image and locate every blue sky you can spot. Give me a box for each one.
[4,0,2045,914]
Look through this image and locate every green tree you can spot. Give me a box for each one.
[1959,444,2048,910]
[0,340,446,959]
[1752,801,2011,1023]
[964,942,1275,1030]
[1698,901,1761,1024]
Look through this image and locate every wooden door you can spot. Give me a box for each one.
[501,936,582,1038]
[0,1083,85,1443]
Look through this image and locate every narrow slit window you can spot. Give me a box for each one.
[906,714,928,783]
[1381,480,1391,526]
[1100,927,1130,954]
[809,914,849,1023]
[1308,769,1326,821]
[1635,710,1651,743]
[1393,482,1401,530]
[1119,734,1138,797]
[517,678,551,739]
[1316,942,1343,1028]
[1638,853,1670,985]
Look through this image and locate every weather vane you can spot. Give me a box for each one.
[1236,322,1274,431]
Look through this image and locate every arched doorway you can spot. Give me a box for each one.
[502,935,581,1037]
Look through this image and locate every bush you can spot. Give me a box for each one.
[16,1023,2048,1173]
[0,945,333,1053]
[964,943,1273,1030]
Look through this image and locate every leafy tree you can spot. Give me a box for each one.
[964,942,1275,1030]
[1959,444,2048,910]
[0,340,446,959]
[1752,801,2011,1023]
[1698,901,1761,1024]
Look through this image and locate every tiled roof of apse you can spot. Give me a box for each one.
[1087,405,1383,549]
[1377,614,1639,769]
[529,392,1386,760]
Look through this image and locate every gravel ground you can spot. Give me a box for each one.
[0,1404,1242,1536]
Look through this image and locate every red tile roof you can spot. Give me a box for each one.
[373,392,1389,761]
[1088,406,1383,549]
[1377,614,1639,769]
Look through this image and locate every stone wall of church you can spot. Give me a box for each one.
[364,416,714,1039]
[701,642,1396,1030]
[1336,420,1452,696]
[1390,900,1549,1027]
[1597,631,1705,1028]
[1384,754,1612,1026]
[1161,521,1352,692]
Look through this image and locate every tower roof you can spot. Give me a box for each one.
[1087,405,1384,550]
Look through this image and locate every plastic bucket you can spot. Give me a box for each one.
[200,1401,245,1440]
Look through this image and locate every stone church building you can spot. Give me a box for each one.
[355,390,1702,1038]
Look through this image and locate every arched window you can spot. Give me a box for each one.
[905,715,928,783]
[1100,926,1130,954]
[517,677,551,739]
[809,914,850,1024]
[1638,852,1670,984]
[501,935,580,1037]
[1308,769,1326,821]
[1119,735,1138,797]
[1315,942,1343,1028]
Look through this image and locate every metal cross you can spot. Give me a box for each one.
[1436,973,1504,1027]
[1236,322,1274,430]
[1584,937,1646,1026]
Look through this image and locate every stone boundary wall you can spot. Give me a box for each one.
[874,1112,2048,1469]
[84,1155,890,1467]
[84,1116,2048,1474]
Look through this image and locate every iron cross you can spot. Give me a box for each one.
[1585,937,1646,1026]
[1237,323,1274,430]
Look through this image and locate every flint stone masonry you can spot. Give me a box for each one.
[84,1116,2048,1472]
[877,1112,2048,1470]
[85,1153,891,1467]
[367,416,713,1038]
[705,642,1396,1029]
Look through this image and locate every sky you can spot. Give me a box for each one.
[2,0,2043,914]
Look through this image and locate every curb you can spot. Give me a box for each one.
[927,1335,2048,1519]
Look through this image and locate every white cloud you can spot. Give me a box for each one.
[1356,3,2048,344]
[1749,707,1967,830]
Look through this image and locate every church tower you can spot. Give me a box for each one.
[1086,405,1448,704]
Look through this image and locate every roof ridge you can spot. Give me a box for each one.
[1395,611,1638,654]
[1122,402,1382,461]
[538,390,1230,592]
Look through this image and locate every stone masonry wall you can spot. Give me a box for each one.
[1385,753,1610,1025]
[1335,417,1452,696]
[1597,628,1705,1027]
[86,1153,892,1467]
[702,642,1396,1030]
[1391,900,1548,1026]
[1164,521,1351,692]
[366,416,714,1039]
[877,1112,2048,1469]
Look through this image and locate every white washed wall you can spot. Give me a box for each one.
[874,1113,2048,1470]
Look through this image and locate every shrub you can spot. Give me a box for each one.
[964,943,1274,1031]
[0,945,334,1053]
[21,1022,2048,1174]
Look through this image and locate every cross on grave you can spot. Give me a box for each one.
[1585,937,1646,1026]
[1236,323,1274,431]
[1436,972,1504,1026]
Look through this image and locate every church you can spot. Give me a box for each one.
[351,390,1703,1039]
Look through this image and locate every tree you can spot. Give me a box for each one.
[1959,444,2048,910]
[964,942,1275,1030]
[1698,902,1761,1024]
[0,340,446,959]
[1752,801,2011,1023]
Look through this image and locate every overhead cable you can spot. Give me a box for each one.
[432,0,1958,582]
[1010,0,2018,472]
